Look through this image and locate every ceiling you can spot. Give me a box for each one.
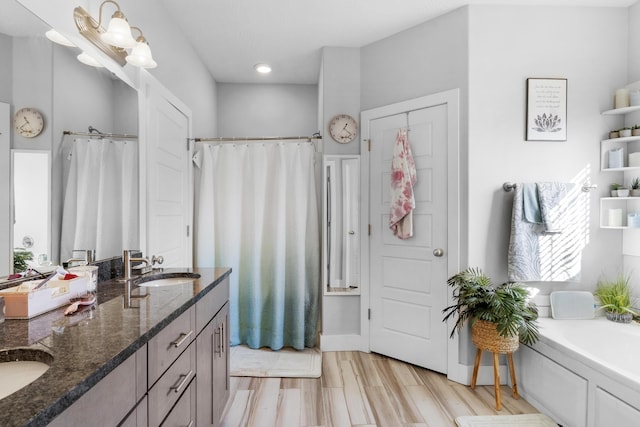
[160,0,637,85]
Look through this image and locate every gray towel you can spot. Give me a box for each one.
[508,182,585,282]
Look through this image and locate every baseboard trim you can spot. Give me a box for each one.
[319,333,367,352]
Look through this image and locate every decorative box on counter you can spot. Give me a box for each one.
[0,276,88,319]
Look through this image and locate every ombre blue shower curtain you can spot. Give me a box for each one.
[196,141,319,350]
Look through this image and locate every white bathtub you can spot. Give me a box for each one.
[517,317,640,427]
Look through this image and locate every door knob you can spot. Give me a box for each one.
[433,248,444,257]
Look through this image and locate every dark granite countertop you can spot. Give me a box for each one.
[0,267,231,427]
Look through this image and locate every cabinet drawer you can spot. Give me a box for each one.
[196,276,229,334]
[148,306,195,385]
[160,378,196,427]
[148,343,196,427]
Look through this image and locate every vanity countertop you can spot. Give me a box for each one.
[0,267,231,427]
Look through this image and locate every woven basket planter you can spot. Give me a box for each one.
[471,319,519,353]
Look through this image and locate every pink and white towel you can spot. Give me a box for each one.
[389,128,417,239]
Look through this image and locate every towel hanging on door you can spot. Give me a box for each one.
[389,128,417,239]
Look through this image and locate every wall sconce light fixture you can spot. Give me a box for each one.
[73,1,157,69]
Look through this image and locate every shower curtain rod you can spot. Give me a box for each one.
[193,133,322,142]
[63,126,138,140]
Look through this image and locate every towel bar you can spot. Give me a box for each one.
[503,182,597,193]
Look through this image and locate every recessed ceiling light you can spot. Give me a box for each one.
[254,63,272,74]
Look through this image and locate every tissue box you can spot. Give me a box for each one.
[628,212,640,228]
[0,276,88,319]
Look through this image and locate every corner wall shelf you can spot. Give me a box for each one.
[602,105,640,115]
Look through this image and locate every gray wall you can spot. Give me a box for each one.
[216,83,317,137]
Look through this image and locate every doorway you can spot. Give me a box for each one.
[360,90,460,374]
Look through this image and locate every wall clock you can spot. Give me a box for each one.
[329,114,358,144]
[14,107,44,138]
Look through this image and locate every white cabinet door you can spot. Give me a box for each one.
[518,346,588,427]
[595,387,640,426]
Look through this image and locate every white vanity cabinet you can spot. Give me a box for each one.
[196,277,230,427]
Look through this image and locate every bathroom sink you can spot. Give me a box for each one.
[136,273,200,288]
[0,348,53,400]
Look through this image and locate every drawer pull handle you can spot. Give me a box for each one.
[171,330,193,348]
[170,370,193,394]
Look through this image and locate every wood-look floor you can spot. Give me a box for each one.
[220,351,539,427]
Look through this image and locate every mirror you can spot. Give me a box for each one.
[0,0,139,276]
[11,150,51,271]
[323,155,360,294]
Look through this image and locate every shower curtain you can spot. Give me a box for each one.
[196,141,320,350]
[61,138,138,261]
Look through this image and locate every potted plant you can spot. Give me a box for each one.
[609,129,620,139]
[632,177,640,197]
[13,248,33,273]
[611,183,622,197]
[594,273,637,323]
[442,267,540,348]
[618,186,630,197]
[633,125,640,137]
[620,127,632,137]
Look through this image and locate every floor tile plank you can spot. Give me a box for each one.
[222,351,543,427]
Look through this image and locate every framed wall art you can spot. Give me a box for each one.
[526,77,567,141]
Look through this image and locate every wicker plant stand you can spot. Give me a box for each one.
[470,319,520,410]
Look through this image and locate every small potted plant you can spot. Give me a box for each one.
[442,267,540,348]
[609,129,620,139]
[620,127,632,138]
[594,273,637,323]
[618,186,630,197]
[633,125,640,137]
[611,183,622,197]
[632,177,640,197]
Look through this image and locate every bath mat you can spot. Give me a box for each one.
[455,413,558,427]
[230,345,321,378]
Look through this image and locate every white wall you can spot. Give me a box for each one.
[216,83,317,136]
[468,5,626,293]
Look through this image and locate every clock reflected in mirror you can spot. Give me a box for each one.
[14,107,44,138]
[329,114,358,144]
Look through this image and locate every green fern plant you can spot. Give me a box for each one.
[442,267,540,345]
[594,274,636,315]
[13,248,33,273]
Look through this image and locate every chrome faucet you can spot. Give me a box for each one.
[123,250,164,280]
[66,249,95,268]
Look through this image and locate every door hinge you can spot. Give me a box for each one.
[186,138,190,151]
[367,138,371,152]
[368,224,371,235]
[186,225,190,237]
[368,308,371,320]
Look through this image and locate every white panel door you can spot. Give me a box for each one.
[369,104,448,372]
[146,89,191,268]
